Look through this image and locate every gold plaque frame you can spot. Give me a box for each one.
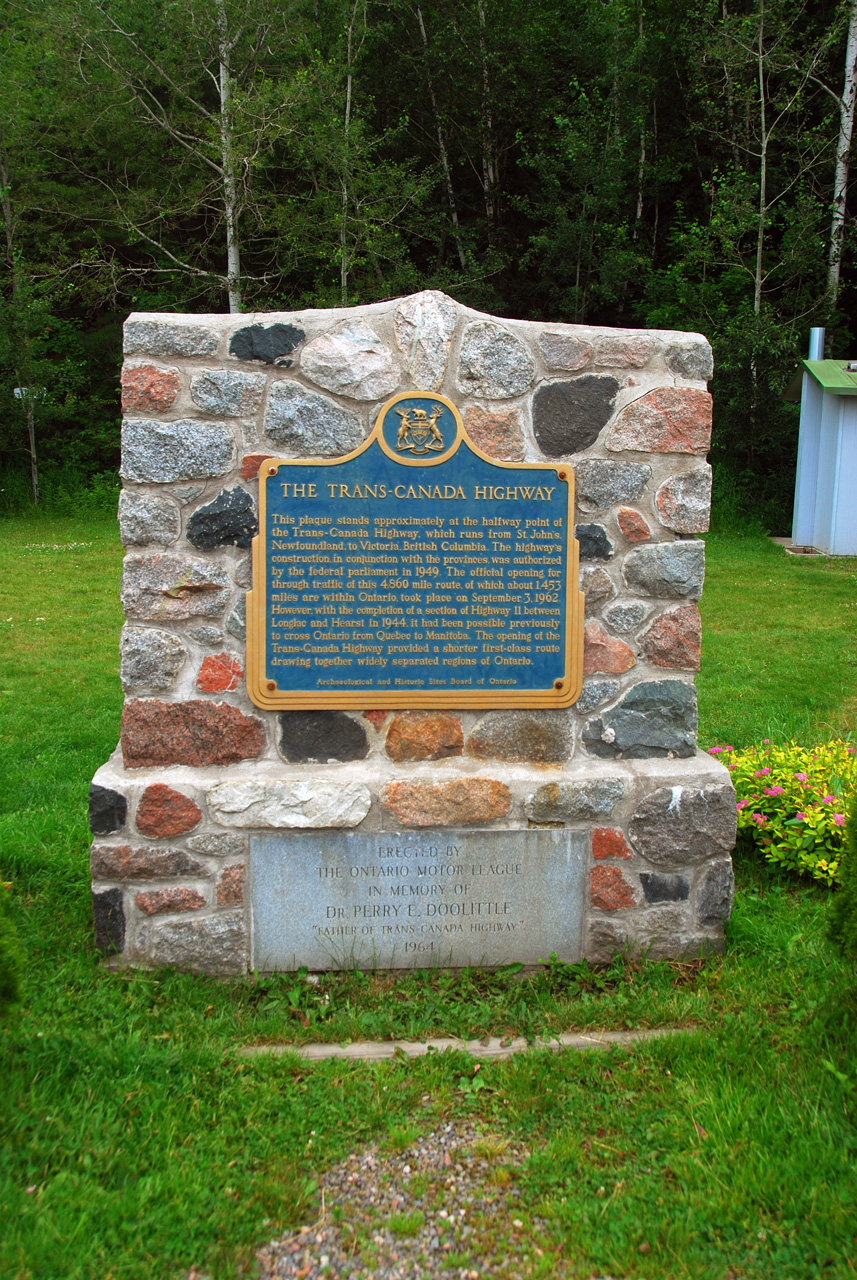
[246,392,584,710]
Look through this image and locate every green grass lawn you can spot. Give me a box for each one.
[1,517,856,1280]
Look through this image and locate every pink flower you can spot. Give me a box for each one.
[752,812,768,825]
[736,799,750,810]
[796,812,807,821]
[763,739,771,744]
[708,747,725,755]
[727,764,736,771]
[833,814,845,826]
[793,773,808,781]
[763,786,786,796]
[753,769,771,777]
[822,795,834,804]
[725,745,735,751]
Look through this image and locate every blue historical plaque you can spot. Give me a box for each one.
[246,393,583,709]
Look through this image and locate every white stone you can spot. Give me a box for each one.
[300,321,401,400]
[394,291,457,390]
[208,779,371,828]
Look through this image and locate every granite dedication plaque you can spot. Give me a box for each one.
[247,393,584,708]
[251,829,588,971]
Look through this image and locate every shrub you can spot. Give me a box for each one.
[707,740,857,885]
[829,798,857,960]
[0,882,23,1014]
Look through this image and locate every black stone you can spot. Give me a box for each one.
[89,784,127,834]
[697,860,735,924]
[640,872,690,903]
[92,888,125,955]
[186,487,258,550]
[279,711,369,763]
[229,323,305,365]
[576,523,614,561]
[583,679,697,759]
[533,376,619,457]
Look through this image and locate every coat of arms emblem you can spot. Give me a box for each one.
[394,403,445,455]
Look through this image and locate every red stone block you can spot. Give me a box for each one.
[363,710,389,728]
[463,406,526,462]
[241,453,274,480]
[592,827,633,860]
[135,784,202,838]
[135,887,205,915]
[590,865,637,910]
[385,712,463,762]
[381,778,511,827]
[197,653,243,693]
[216,863,245,907]
[122,699,266,768]
[640,606,701,671]
[608,387,712,455]
[616,507,651,542]
[583,621,636,675]
[121,364,180,413]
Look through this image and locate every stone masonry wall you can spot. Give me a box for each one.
[90,291,736,974]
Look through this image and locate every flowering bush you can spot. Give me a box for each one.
[706,740,857,885]
[829,799,857,960]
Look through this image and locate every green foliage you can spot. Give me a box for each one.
[712,741,857,885]
[0,882,23,1014]
[829,797,857,961]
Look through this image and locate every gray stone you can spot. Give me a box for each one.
[604,602,650,633]
[593,334,656,368]
[574,679,620,714]
[137,910,247,975]
[226,595,246,640]
[186,487,258,550]
[525,778,624,823]
[575,459,651,511]
[664,340,714,381]
[93,888,125,955]
[577,523,614,561]
[187,831,247,858]
[190,369,266,417]
[532,377,619,457]
[583,679,698,759]
[581,567,616,608]
[120,626,187,692]
[187,624,224,646]
[89,784,127,834]
[623,541,705,599]
[587,918,627,963]
[264,382,364,456]
[122,554,231,621]
[234,552,252,588]
[124,320,218,359]
[208,780,371,829]
[639,872,690,903]
[173,485,205,505]
[394,291,457,390]
[279,711,369,763]
[229,322,304,365]
[251,829,587,971]
[539,332,593,371]
[118,490,181,547]
[629,786,737,867]
[468,710,574,764]
[121,419,234,483]
[655,468,712,534]
[697,859,735,924]
[456,322,535,399]
[631,906,711,960]
[300,320,400,400]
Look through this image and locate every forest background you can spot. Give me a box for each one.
[2,0,857,533]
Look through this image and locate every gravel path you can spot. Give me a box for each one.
[255,1122,571,1279]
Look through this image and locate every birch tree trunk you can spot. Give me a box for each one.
[754,1,768,316]
[476,0,497,229]
[827,0,857,304]
[416,5,467,271]
[215,0,242,313]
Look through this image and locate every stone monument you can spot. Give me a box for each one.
[90,291,736,974]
